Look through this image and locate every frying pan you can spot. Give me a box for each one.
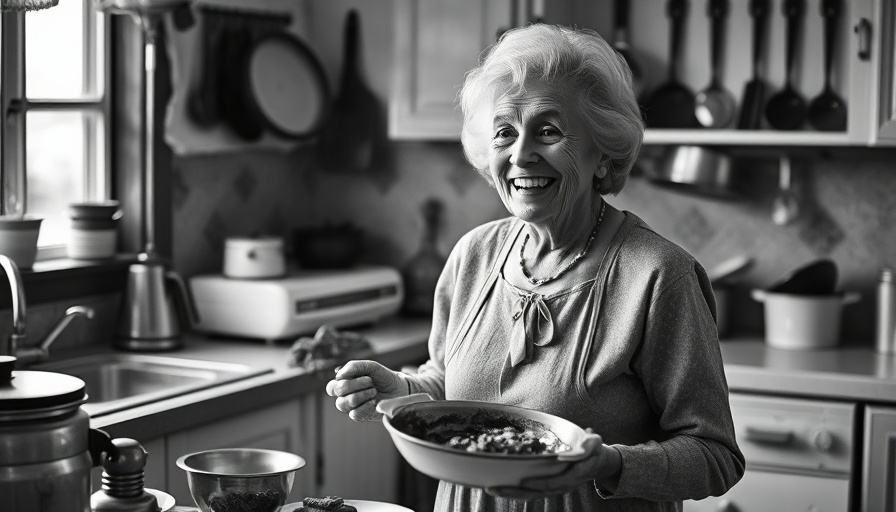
[317,10,388,173]
[764,0,808,130]
[244,32,331,139]
[643,0,698,128]
[737,0,771,129]
[611,0,645,98]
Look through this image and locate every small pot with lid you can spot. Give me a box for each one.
[0,356,157,512]
[223,237,286,279]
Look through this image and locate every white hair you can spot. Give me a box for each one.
[459,24,644,195]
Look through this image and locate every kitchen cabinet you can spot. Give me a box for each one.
[99,392,400,507]
[875,0,896,143]
[389,0,515,139]
[863,405,896,511]
[635,0,896,147]
[391,0,896,147]
[164,399,315,506]
[313,390,402,503]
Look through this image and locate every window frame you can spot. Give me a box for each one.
[0,3,113,260]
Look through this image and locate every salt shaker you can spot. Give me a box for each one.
[876,268,896,354]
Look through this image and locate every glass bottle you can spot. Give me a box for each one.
[401,198,446,316]
[876,268,895,354]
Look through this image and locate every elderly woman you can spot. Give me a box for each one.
[326,23,744,510]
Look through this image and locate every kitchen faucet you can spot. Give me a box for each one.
[0,254,94,367]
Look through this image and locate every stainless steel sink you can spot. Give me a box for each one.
[34,354,273,416]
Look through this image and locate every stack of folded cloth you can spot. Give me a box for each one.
[287,325,373,371]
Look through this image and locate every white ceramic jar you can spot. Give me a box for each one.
[66,202,120,260]
[751,290,861,350]
[223,237,286,279]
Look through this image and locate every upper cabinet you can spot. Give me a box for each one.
[389,0,514,140]
[389,0,896,147]
[875,0,896,142]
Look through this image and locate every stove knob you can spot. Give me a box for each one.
[811,429,834,452]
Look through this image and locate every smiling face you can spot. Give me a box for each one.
[487,78,605,234]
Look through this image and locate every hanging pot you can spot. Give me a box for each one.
[244,31,331,140]
[648,146,740,200]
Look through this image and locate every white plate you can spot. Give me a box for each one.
[283,499,415,512]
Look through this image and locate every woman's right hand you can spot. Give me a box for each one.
[325,360,408,422]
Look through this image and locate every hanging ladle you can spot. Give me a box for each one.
[695,0,736,128]
[765,0,807,130]
[771,155,799,226]
[808,0,847,131]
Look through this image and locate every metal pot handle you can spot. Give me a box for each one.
[88,428,114,467]
[376,393,433,419]
[165,270,200,327]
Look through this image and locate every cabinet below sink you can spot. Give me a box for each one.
[34,354,273,417]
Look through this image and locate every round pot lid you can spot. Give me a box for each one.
[245,32,331,139]
[0,356,86,419]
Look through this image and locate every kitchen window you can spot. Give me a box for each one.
[1,0,111,260]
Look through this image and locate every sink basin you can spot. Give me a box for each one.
[34,354,273,416]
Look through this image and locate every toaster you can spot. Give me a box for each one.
[190,266,403,342]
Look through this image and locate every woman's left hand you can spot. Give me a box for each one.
[486,432,621,500]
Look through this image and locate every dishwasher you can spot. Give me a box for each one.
[685,393,857,512]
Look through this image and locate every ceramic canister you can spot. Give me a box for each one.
[223,237,286,279]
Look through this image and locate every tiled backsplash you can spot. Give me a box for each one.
[172,142,895,343]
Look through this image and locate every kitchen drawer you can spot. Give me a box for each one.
[685,468,850,512]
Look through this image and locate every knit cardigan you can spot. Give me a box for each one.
[404,212,745,510]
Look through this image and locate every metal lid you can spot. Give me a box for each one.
[0,355,86,420]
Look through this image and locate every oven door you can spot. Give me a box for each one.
[685,393,856,512]
[684,468,850,511]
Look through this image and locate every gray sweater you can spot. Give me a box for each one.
[406,212,745,510]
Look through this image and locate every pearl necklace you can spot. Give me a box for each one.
[519,202,606,286]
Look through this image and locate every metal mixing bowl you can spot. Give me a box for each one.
[176,448,305,512]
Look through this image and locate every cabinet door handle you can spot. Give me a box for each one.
[854,18,871,61]
[745,426,794,445]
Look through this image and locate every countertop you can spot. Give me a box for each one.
[720,337,896,404]
[78,316,433,439]
[53,317,896,439]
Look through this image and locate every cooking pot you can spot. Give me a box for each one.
[751,290,860,350]
[0,356,120,512]
[649,146,740,199]
[224,237,286,279]
[293,224,362,269]
[709,256,753,338]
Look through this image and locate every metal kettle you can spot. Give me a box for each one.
[0,356,156,512]
[115,258,199,352]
